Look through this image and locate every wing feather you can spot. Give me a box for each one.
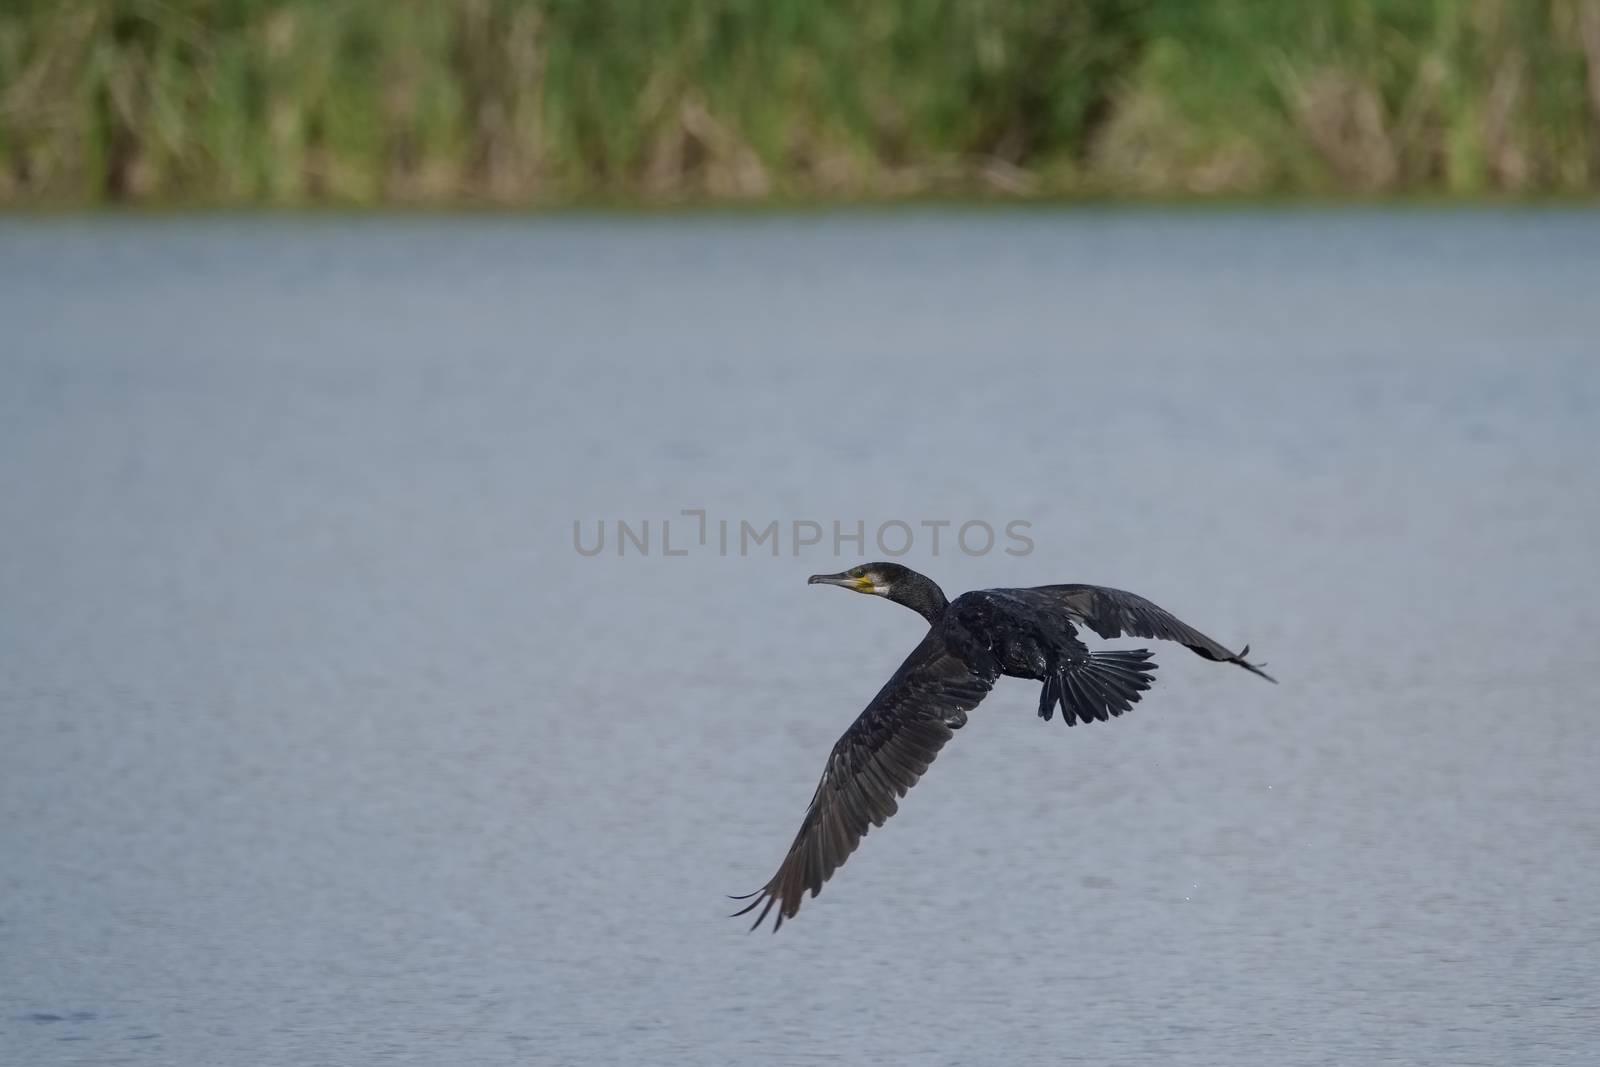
[1029,583,1276,682]
[732,623,999,931]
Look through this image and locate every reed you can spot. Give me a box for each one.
[1,0,1596,206]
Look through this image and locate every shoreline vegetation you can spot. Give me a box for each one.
[3,1,1600,209]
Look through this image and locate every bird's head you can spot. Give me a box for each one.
[807,562,912,598]
[808,563,950,624]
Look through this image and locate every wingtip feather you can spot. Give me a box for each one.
[1233,645,1278,683]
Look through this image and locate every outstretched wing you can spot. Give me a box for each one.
[1023,583,1276,682]
[733,623,1000,932]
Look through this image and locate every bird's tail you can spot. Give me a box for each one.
[1038,650,1157,726]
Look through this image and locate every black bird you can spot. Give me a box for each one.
[733,562,1274,931]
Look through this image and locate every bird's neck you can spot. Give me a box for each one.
[889,573,949,625]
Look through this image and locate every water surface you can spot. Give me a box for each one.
[2,210,1597,1065]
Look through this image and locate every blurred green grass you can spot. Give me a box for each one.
[2,0,1597,206]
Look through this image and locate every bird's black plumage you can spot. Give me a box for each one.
[733,562,1274,931]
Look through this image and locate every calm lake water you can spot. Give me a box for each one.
[2,210,1597,1065]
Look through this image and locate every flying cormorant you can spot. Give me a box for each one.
[733,562,1275,931]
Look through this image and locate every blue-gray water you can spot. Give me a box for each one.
[2,210,1597,1065]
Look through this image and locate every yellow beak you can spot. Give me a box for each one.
[808,571,877,593]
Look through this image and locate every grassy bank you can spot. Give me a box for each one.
[2,0,1599,207]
